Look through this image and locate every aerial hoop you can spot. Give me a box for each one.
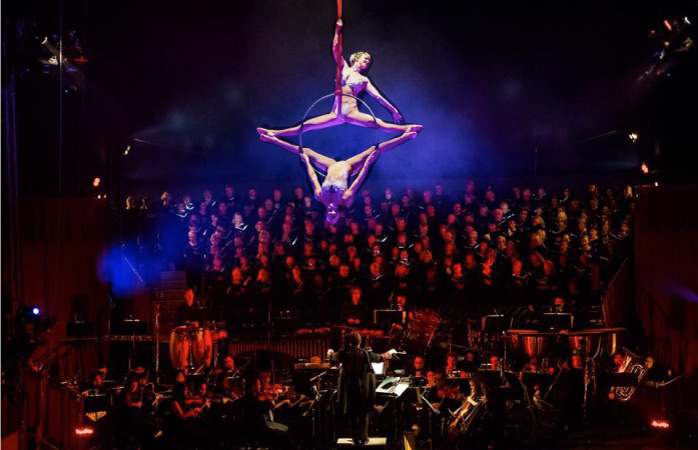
[297,92,381,167]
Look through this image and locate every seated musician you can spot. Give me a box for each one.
[488,355,501,371]
[406,355,428,378]
[174,369,186,384]
[222,354,236,375]
[425,370,437,389]
[445,352,466,378]
[122,377,143,411]
[645,354,674,383]
[165,382,217,449]
[427,370,463,417]
[462,350,480,374]
[85,371,105,394]
[340,286,370,327]
[134,366,156,413]
[521,356,539,375]
[175,288,201,327]
[170,382,203,420]
[235,378,294,450]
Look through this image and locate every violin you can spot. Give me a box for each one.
[436,384,460,400]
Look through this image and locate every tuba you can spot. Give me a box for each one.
[610,348,646,402]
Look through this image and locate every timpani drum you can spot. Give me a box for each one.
[560,329,605,359]
[506,329,557,361]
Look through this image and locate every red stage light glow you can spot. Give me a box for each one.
[75,426,94,436]
[650,419,670,429]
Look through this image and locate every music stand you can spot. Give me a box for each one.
[605,372,642,387]
[84,393,110,422]
[374,309,405,332]
[540,313,573,332]
[481,314,512,335]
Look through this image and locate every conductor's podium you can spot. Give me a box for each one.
[336,437,387,448]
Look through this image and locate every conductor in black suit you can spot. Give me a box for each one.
[327,332,396,445]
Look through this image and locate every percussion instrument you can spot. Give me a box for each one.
[191,327,213,368]
[505,329,557,361]
[169,326,214,370]
[228,336,330,360]
[560,329,605,359]
[170,326,191,370]
[404,309,440,350]
[596,327,626,356]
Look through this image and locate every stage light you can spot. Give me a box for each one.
[41,36,48,45]
[629,132,638,143]
[641,162,649,174]
[123,145,131,156]
[75,426,94,436]
[664,20,672,31]
[93,177,101,187]
[685,17,691,26]
[32,307,40,316]
[651,419,670,429]
[655,182,659,187]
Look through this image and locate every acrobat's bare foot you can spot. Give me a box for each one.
[259,133,278,144]
[256,127,276,137]
[404,131,418,140]
[407,124,424,133]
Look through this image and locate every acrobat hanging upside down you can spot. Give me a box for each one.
[260,132,417,224]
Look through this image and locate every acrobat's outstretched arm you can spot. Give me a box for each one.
[365,81,402,124]
[332,20,346,68]
[300,153,324,199]
[343,151,379,202]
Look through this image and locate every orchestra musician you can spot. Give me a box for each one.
[407,355,428,378]
[175,288,201,327]
[166,382,216,449]
[445,352,466,378]
[327,331,397,446]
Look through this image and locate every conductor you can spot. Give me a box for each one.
[327,331,397,446]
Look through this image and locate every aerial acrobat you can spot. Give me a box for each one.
[256,19,423,136]
[260,131,417,224]
[257,11,422,224]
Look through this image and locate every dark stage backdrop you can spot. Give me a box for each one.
[634,185,698,374]
[19,198,111,340]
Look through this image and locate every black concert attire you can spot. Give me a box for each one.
[340,301,370,328]
[235,390,293,450]
[330,346,385,445]
[174,302,201,326]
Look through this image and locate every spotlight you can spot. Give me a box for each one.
[641,162,649,174]
[41,36,48,45]
[650,419,670,429]
[655,182,659,187]
[664,20,672,31]
[685,17,691,26]
[16,306,42,324]
[629,132,639,143]
[93,177,101,187]
[123,145,131,156]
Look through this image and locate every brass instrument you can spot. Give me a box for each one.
[610,348,646,402]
